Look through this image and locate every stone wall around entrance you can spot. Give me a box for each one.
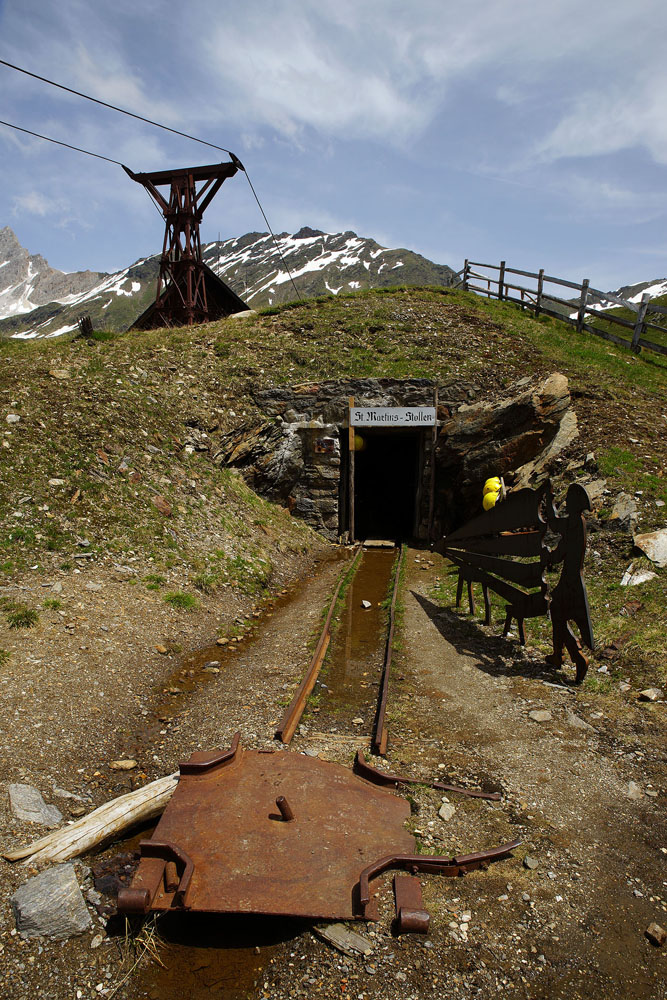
[213,374,578,542]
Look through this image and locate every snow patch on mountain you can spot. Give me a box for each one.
[1,225,456,339]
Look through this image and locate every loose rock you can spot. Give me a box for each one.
[610,493,638,531]
[108,759,137,771]
[638,688,663,702]
[529,709,552,723]
[626,781,644,801]
[438,802,456,822]
[633,528,667,568]
[566,712,595,732]
[11,865,92,941]
[621,563,658,587]
[152,495,172,517]
[523,856,539,870]
[645,923,666,947]
[9,784,63,828]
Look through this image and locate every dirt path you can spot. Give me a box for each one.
[382,551,666,1000]
[1,547,664,1000]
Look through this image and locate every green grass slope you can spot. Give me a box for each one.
[0,286,665,686]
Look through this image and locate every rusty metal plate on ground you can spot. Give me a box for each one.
[120,739,413,921]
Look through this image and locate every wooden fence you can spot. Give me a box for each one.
[452,260,667,357]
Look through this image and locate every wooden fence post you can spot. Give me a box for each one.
[535,269,544,317]
[498,261,506,301]
[462,259,469,291]
[631,292,651,353]
[576,279,590,333]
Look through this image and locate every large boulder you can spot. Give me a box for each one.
[11,865,92,941]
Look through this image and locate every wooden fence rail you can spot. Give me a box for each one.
[455,259,667,357]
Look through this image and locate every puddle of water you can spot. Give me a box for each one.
[131,913,309,1000]
[316,547,396,729]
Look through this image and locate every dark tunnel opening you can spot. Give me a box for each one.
[351,429,421,541]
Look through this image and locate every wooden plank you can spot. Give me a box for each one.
[541,273,586,291]
[643,319,667,335]
[647,302,667,316]
[585,309,635,330]
[504,265,540,279]
[468,261,501,270]
[586,287,639,311]
[637,336,667,356]
[445,486,546,544]
[452,531,543,557]
[456,564,548,617]
[467,282,500,297]
[581,321,632,348]
[447,549,544,587]
[498,261,506,301]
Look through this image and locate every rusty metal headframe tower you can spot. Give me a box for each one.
[123,159,241,327]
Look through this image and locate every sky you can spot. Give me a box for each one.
[1,0,667,290]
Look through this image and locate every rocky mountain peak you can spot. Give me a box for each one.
[293,226,326,239]
[0,227,106,322]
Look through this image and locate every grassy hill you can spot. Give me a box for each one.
[0,285,665,688]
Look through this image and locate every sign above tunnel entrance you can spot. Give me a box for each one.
[350,407,436,427]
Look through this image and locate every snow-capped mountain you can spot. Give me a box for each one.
[0,226,456,339]
[0,226,104,325]
[580,277,667,315]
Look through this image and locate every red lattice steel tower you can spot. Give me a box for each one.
[123,159,241,327]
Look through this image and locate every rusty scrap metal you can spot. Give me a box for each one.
[371,544,405,756]
[179,731,240,774]
[276,546,362,745]
[118,735,415,921]
[358,839,522,916]
[354,750,501,801]
[393,875,430,934]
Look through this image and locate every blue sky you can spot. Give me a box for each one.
[1,0,666,289]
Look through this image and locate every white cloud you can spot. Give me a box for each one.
[535,69,667,166]
[12,191,64,217]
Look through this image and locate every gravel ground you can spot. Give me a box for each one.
[0,548,664,1000]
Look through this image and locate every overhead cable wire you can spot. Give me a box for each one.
[0,58,303,299]
[0,57,235,157]
[243,171,302,301]
[0,118,123,164]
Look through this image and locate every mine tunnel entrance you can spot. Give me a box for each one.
[348,429,422,541]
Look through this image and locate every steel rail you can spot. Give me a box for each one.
[275,545,362,744]
[371,544,405,756]
[358,838,523,911]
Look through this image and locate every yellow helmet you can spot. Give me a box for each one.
[483,489,500,511]
[483,477,502,496]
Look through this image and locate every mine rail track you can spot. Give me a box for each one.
[274,544,363,745]
[276,543,499,800]
[275,542,406,754]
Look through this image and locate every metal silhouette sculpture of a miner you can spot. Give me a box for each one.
[545,484,594,683]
